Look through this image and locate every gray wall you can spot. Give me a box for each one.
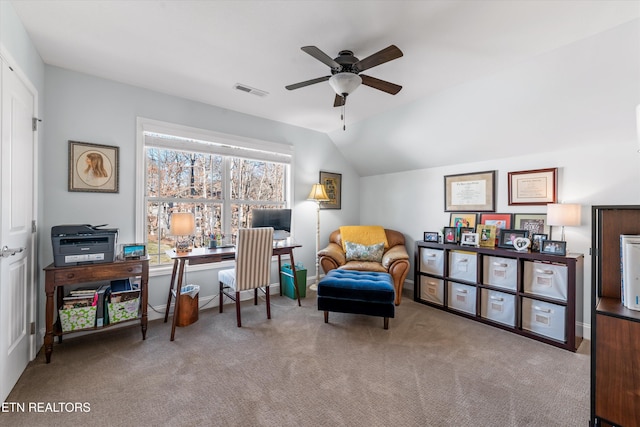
[42,66,360,322]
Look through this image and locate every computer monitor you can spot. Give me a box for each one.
[251,208,291,240]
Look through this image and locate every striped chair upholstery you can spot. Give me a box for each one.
[219,227,274,327]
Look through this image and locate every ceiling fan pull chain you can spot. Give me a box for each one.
[342,102,346,131]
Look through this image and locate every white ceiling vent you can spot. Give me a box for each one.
[233,83,268,97]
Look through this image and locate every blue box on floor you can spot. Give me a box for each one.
[280,264,306,299]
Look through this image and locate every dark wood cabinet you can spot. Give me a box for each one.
[414,241,583,351]
[591,206,640,427]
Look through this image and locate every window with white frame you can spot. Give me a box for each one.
[136,118,292,266]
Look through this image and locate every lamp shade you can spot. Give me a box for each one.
[328,73,362,96]
[546,204,581,227]
[307,183,330,202]
[170,212,195,236]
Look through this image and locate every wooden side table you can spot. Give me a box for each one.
[43,258,149,363]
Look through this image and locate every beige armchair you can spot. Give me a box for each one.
[317,228,410,305]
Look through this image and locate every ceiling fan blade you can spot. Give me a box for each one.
[333,94,345,107]
[354,45,403,72]
[360,74,402,95]
[301,46,340,70]
[285,76,330,91]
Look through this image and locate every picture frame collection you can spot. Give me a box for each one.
[425,167,566,255]
[423,211,564,254]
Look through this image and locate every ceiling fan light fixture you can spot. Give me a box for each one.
[328,72,362,96]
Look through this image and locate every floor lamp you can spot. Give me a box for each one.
[307,183,330,291]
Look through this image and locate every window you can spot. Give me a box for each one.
[136,118,292,266]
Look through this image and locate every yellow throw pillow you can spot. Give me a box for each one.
[339,225,389,251]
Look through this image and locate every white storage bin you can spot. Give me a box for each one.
[480,289,516,327]
[482,256,517,291]
[420,276,444,306]
[523,261,568,301]
[522,297,566,342]
[420,248,444,276]
[449,251,477,282]
[447,282,477,315]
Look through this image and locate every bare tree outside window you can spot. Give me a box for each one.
[144,136,288,265]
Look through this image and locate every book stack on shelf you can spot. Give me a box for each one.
[620,235,640,311]
[59,284,108,332]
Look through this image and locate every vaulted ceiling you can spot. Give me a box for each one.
[11,1,640,175]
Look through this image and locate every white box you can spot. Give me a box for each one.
[523,261,568,301]
[420,248,444,276]
[480,289,516,327]
[449,251,477,282]
[447,282,477,315]
[482,256,517,291]
[521,297,566,342]
[620,235,640,311]
[420,276,444,306]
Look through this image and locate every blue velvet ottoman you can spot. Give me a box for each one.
[317,270,395,329]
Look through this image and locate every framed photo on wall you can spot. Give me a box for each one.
[444,170,495,212]
[68,141,119,193]
[508,168,557,205]
[319,171,341,210]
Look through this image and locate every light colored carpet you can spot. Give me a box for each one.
[5,290,589,426]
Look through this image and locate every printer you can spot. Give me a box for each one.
[51,224,118,267]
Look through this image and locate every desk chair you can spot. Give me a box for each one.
[219,227,274,327]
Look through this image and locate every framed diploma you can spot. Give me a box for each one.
[508,168,557,205]
[444,170,496,212]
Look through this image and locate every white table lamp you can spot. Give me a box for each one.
[170,212,195,253]
[547,203,581,241]
[307,184,330,291]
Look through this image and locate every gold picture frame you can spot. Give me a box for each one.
[68,141,119,193]
[444,170,496,212]
[476,224,497,248]
[319,171,341,210]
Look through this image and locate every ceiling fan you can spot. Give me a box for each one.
[285,45,403,108]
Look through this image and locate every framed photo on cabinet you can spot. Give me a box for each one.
[513,213,550,238]
[497,229,529,249]
[449,213,478,229]
[424,232,439,242]
[540,239,566,256]
[508,168,557,205]
[443,227,457,243]
[476,224,497,248]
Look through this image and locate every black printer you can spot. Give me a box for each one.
[51,224,118,267]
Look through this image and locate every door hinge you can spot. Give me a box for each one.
[32,220,36,233]
[30,322,35,335]
[32,117,41,131]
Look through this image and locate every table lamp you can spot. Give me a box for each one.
[546,203,581,241]
[170,212,195,253]
[307,183,330,291]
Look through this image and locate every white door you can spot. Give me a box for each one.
[0,59,37,402]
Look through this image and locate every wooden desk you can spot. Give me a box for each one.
[43,258,149,363]
[164,240,302,340]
